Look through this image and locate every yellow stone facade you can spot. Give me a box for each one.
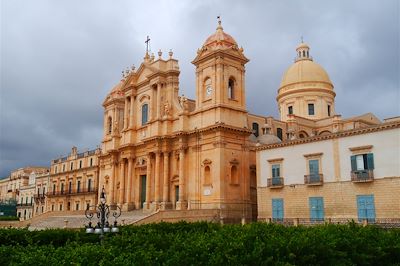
[99,21,257,221]
[48,147,100,213]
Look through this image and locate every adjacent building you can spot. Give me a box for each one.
[47,147,100,213]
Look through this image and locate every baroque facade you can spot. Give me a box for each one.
[99,20,259,221]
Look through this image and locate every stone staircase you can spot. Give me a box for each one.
[27,210,149,230]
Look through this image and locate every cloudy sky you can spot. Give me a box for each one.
[1,0,399,177]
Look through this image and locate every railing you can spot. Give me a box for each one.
[267,177,284,188]
[34,194,46,203]
[260,217,400,228]
[47,187,98,197]
[16,203,33,207]
[304,174,323,185]
[351,170,374,182]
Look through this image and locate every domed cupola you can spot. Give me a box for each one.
[277,41,336,121]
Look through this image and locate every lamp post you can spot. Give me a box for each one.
[85,187,121,243]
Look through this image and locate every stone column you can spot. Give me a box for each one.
[109,158,115,204]
[154,152,161,207]
[177,148,187,210]
[129,95,135,129]
[118,160,125,205]
[125,157,134,210]
[124,97,129,129]
[161,152,170,210]
[156,83,161,119]
[144,154,152,209]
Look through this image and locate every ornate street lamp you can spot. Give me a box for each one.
[85,187,121,242]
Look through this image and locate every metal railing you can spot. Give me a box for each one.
[351,170,374,182]
[16,203,33,207]
[47,187,98,197]
[267,177,284,188]
[304,174,323,185]
[260,217,400,228]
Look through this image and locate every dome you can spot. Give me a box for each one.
[257,134,282,145]
[203,20,237,48]
[248,133,258,143]
[280,60,332,88]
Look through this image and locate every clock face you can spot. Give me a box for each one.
[206,86,213,96]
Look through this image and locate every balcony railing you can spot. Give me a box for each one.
[304,174,323,185]
[34,194,46,203]
[351,170,374,182]
[267,177,284,188]
[47,187,98,197]
[16,203,33,207]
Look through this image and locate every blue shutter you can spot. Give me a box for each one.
[350,155,357,171]
[309,160,319,175]
[272,164,280,178]
[357,195,375,222]
[309,197,324,221]
[272,198,284,221]
[366,153,374,170]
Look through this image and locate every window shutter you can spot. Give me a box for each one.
[367,153,374,170]
[350,155,357,171]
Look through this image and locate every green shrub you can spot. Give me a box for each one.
[0,222,399,266]
[0,216,19,221]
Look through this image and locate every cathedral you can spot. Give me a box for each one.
[97,19,391,222]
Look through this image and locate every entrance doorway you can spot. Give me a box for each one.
[175,185,179,207]
[140,175,146,208]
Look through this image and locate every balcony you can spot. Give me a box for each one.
[304,174,323,185]
[34,194,46,203]
[267,177,284,188]
[16,203,33,207]
[47,187,98,197]
[351,170,374,182]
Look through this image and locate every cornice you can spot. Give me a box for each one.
[256,121,400,151]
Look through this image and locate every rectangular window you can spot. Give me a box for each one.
[142,104,149,125]
[51,204,54,211]
[79,160,82,169]
[63,164,65,172]
[77,180,81,193]
[272,164,280,178]
[351,153,374,171]
[272,198,284,221]
[55,166,58,174]
[308,103,315,115]
[76,203,79,211]
[357,195,375,222]
[43,187,45,195]
[288,106,293,115]
[277,128,283,140]
[309,159,319,175]
[61,183,64,194]
[88,179,92,192]
[309,197,324,221]
[90,158,93,167]
[68,182,72,194]
[59,204,63,211]
[53,184,56,195]
[252,123,259,137]
[70,163,73,170]
[327,105,331,116]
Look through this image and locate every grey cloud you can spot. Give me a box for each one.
[1,0,399,177]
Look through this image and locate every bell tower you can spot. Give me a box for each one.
[192,19,249,115]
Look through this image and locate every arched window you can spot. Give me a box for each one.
[107,116,112,134]
[228,78,235,99]
[231,165,238,184]
[252,122,259,137]
[302,50,305,57]
[142,103,149,125]
[277,128,283,140]
[204,166,211,185]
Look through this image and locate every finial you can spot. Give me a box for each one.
[158,49,162,59]
[131,65,135,72]
[168,49,173,59]
[301,35,304,43]
[216,15,223,30]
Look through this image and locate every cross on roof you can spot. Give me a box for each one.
[145,36,151,54]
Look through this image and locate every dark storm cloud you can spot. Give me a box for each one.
[1,0,399,177]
